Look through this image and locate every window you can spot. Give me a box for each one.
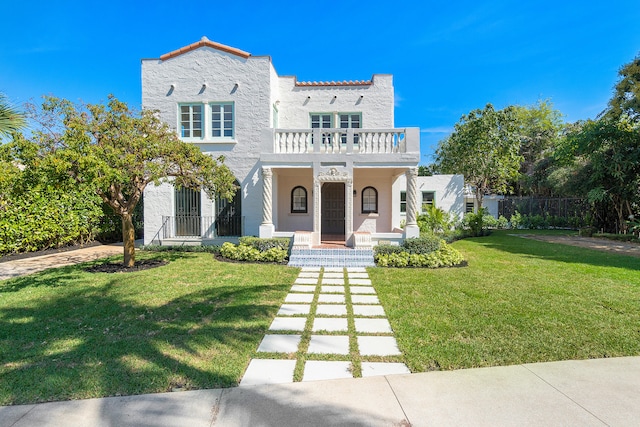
[466,202,475,213]
[211,102,234,138]
[340,113,361,144]
[421,191,435,212]
[361,187,378,214]
[291,186,307,213]
[311,114,333,144]
[400,191,406,213]
[180,104,203,138]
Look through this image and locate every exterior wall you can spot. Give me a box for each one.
[276,75,394,128]
[393,174,465,224]
[353,169,395,233]
[465,194,504,218]
[274,168,314,232]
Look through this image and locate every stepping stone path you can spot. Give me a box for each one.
[240,267,410,386]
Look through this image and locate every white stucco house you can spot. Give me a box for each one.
[142,37,463,253]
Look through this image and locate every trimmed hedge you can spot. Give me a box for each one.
[374,238,464,268]
[142,245,221,254]
[238,236,290,251]
[220,241,288,263]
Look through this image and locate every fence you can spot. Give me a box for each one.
[498,197,590,224]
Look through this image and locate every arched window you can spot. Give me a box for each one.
[361,186,378,214]
[291,186,307,213]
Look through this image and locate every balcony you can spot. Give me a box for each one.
[260,127,420,163]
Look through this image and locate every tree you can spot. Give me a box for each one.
[23,96,236,267]
[435,104,523,207]
[0,93,26,138]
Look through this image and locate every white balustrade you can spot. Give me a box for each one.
[273,128,407,154]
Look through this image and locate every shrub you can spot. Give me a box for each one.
[402,235,442,254]
[417,205,454,234]
[374,241,464,268]
[496,215,509,229]
[462,208,490,237]
[373,244,405,256]
[142,245,221,254]
[238,236,290,251]
[219,241,288,263]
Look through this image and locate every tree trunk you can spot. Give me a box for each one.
[475,188,484,213]
[122,213,135,267]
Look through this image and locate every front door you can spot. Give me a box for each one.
[321,182,345,235]
[215,185,242,237]
[175,187,201,236]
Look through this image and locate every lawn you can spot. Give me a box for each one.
[371,230,640,372]
[0,251,298,405]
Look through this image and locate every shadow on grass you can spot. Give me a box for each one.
[469,231,640,272]
[0,267,289,405]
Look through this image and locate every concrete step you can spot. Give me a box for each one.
[288,248,375,268]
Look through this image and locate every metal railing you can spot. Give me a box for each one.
[160,216,243,239]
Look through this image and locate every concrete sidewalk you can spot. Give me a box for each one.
[0,244,125,281]
[2,356,638,426]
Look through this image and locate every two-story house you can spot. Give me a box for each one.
[142,37,426,252]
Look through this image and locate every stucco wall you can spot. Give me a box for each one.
[393,174,465,225]
[274,169,314,232]
[353,169,395,233]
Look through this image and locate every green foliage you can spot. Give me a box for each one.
[417,204,453,234]
[402,235,442,254]
[219,242,288,263]
[0,93,26,138]
[141,244,222,254]
[373,244,406,256]
[435,104,523,206]
[461,208,491,237]
[238,237,290,251]
[374,241,464,268]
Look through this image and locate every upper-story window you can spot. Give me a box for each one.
[180,104,203,138]
[211,103,234,139]
[340,113,361,144]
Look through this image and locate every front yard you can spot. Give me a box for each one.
[1,230,639,405]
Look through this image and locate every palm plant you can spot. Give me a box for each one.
[0,93,26,137]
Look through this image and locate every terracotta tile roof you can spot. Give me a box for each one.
[295,79,372,87]
[160,37,251,61]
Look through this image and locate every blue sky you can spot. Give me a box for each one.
[2,1,639,163]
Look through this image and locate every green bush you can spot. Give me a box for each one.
[496,215,509,229]
[417,205,454,234]
[238,236,290,251]
[219,242,288,263]
[462,208,490,237]
[142,245,221,254]
[375,241,464,268]
[373,244,405,256]
[403,235,442,254]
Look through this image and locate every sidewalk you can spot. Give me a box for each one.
[2,356,638,426]
[0,244,125,281]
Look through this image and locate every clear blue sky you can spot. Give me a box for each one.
[2,1,639,163]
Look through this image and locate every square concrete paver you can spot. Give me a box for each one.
[257,334,302,353]
[269,317,307,332]
[324,267,344,272]
[357,336,402,356]
[301,267,321,272]
[346,267,366,272]
[290,285,316,293]
[361,362,411,377]
[285,293,314,303]
[351,295,380,304]
[353,305,386,316]
[318,294,345,304]
[295,278,318,285]
[298,272,320,278]
[348,272,369,278]
[323,272,344,279]
[307,335,350,355]
[277,304,311,316]
[349,278,372,285]
[320,285,344,293]
[321,278,344,285]
[240,359,296,386]
[303,361,353,381]
[350,286,376,294]
[354,318,393,333]
[312,317,348,332]
[315,304,347,316]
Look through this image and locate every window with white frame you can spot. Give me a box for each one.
[211,103,234,138]
[311,113,332,144]
[291,186,307,213]
[421,191,435,212]
[180,104,203,138]
[400,191,407,213]
[361,186,378,214]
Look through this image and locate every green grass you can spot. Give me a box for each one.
[371,230,640,372]
[0,251,298,405]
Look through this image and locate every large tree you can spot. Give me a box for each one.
[0,93,26,138]
[435,104,523,207]
[24,96,236,266]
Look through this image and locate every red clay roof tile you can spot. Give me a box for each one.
[160,37,251,61]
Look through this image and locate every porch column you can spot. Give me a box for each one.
[404,167,420,239]
[312,178,322,246]
[345,178,354,247]
[259,166,275,238]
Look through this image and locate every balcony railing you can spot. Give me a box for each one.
[160,216,244,239]
[273,128,408,154]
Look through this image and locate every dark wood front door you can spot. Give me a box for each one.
[322,183,345,235]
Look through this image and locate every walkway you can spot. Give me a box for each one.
[240,267,409,385]
[0,244,123,281]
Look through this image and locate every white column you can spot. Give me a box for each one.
[259,166,275,238]
[345,179,354,246]
[312,178,322,246]
[404,167,420,239]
